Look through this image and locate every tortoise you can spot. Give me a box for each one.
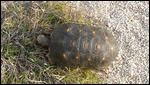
[37,23,119,70]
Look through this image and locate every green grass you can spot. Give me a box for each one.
[1,1,102,84]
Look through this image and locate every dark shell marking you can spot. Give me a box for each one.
[50,23,118,70]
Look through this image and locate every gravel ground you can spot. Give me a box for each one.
[1,1,149,84]
[70,1,149,84]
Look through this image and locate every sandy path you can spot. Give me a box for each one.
[70,1,149,84]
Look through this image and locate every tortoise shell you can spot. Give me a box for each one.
[49,23,118,70]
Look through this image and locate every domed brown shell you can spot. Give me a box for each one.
[49,23,118,70]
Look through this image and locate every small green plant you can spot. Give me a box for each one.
[63,68,102,84]
[1,1,102,84]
